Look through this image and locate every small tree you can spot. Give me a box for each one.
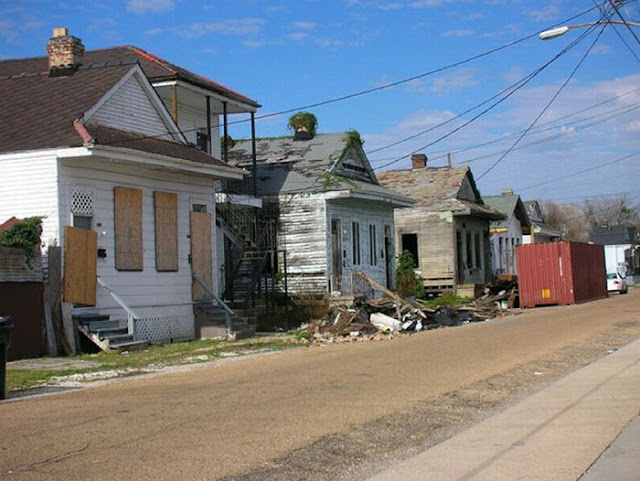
[543,201,590,242]
[396,250,423,298]
[0,216,43,264]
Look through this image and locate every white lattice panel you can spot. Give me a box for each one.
[121,315,195,344]
[70,185,95,216]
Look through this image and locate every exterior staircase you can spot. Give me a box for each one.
[194,300,255,340]
[75,314,148,352]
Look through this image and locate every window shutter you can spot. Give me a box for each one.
[114,187,143,271]
[154,191,179,271]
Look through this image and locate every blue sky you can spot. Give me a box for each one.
[2,0,639,204]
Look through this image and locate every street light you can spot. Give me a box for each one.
[539,20,640,40]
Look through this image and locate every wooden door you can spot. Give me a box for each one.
[190,211,213,301]
[63,226,97,305]
[331,219,342,291]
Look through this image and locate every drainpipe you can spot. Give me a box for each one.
[251,112,257,197]
[206,96,212,154]
[223,101,228,162]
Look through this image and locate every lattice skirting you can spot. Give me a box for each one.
[114,315,195,344]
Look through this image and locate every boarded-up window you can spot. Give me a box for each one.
[154,191,178,271]
[114,187,143,271]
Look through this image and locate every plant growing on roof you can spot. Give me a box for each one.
[288,112,318,137]
[343,129,364,149]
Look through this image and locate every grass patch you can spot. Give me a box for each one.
[7,335,304,393]
[418,293,473,309]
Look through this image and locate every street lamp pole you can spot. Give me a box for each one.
[539,20,640,40]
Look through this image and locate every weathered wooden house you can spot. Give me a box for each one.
[377,154,503,296]
[483,190,531,277]
[228,130,413,300]
[522,200,562,244]
[0,29,255,351]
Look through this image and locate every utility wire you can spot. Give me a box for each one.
[373,24,599,171]
[517,151,640,192]
[475,15,612,181]
[94,3,606,148]
[595,0,640,62]
[609,0,640,46]
[368,89,640,165]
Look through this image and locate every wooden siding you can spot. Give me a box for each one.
[332,145,375,183]
[395,208,455,285]
[0,152,59,252]
[0,247,43,283]
[58,157,214,320]
[90,74,172,138]
[454,216,491,285]
[490,215,523,276]
[277,194,328,294]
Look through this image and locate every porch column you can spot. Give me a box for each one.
[222,101,228,162]
[206,95,212,154]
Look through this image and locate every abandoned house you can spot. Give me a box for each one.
[0,28,260,352]
[483,190,531,277]
[377,154,503,297]
[522,200,562,244]
[227,128,413,301]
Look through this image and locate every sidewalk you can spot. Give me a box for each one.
[368,338,640,481]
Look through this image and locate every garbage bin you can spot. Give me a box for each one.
[0,317,13,400]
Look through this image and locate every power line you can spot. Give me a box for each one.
[517,151,640,192]
[94,4,607,149]
[594,0,640,62]
[373,23,601,171]
[609,0,640,46]
[476,14,612,181]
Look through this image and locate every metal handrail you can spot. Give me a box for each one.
[96,277,139,336]
[192,274,235,334]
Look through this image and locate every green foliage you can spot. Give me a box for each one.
[396,251,423,298]
[288,112,318,137]
[0,217,43,263]
[420,293,473,309]
[317,172,358,192]
[343,130,364,148]
[220,135,235,149]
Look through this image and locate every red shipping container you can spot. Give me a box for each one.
[517,241,607,308]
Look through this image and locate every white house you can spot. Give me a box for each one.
[484,190,531,277]
[522,200,562,244]
[229,130,413,300]
[590,224,640,283]
[0,29,250,351]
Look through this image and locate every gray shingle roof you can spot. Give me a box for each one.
[590,225,639,245]
[228,134,413,205]
[484,194,531,228]
[376,166,503,219]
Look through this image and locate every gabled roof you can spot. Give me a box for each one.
[376,165,503,219]
[484,193,531,228]
[590,224,639,246]
[0,45,259,109]
[228,134,413,206]
[0,62,239,170]
[524,200,563,239]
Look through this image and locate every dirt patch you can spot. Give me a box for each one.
[219,320,640,481]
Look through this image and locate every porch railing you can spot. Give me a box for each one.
[96,277,139,336]
[192,274,235,335]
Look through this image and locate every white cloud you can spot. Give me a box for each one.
[441,29,474,38]
[431,68,479,94]
[524,4,560,22]
[409,0,451,8]
[243,39,267,48]
[378,3,403,11]
[146,18,266,38]
[127,0,175,13]
[290,21,316,30]
[288,32,309,41]
[591,44,612,55]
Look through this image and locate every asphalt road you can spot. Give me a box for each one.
[2,291,640,480]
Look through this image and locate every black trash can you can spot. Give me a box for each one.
[0,317,13,400]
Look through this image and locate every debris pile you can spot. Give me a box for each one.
[301,272,520,344]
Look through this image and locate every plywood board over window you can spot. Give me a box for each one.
[154,191,178,271]
[114,187,143,271]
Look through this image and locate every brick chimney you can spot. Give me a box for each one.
[46,28,84,76]
[411,153,427,169]
[501,189,514,196]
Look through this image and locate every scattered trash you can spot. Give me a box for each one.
[534,371,543,376]
[607,347,619,354]
[299,271,522,345]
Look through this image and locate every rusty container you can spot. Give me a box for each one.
[516,241,607,308]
